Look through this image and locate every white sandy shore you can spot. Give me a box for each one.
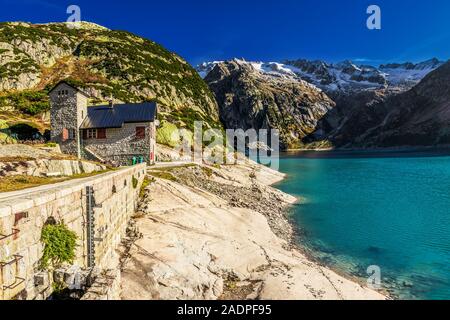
[120,162,386,300]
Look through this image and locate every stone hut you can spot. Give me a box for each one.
[49,81,157,166]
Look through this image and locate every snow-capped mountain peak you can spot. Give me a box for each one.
[196,61,224,78]
[196,58,445,93]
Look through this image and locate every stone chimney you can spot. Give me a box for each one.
[108,97,114,108]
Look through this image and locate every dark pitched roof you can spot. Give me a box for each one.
[48,80,90,98]
[80,102,157,129]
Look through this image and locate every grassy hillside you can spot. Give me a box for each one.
[0,21,221,141]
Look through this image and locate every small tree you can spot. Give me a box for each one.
[40,221,78,270]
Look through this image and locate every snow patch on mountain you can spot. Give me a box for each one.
[196,61,224,78]
[196,58,445,93]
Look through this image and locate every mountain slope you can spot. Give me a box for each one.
[199,58,447,149]
[204,59,335,149]
[0,22,219,129]
[316,61,450,148]
[358,60,450,147]
[285,58,444,92]
[198,58,443,94]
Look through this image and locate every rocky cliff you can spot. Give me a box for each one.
[0,22,219,131]
[199,58,444,94]
[204,59,335,149]
[284,58,444,93]
[120,162,386,300]
[200,58,448,149]
[347,61,450,147]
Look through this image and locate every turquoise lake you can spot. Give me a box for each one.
[275,150,450,300]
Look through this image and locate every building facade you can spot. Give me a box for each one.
[50,81,157,166]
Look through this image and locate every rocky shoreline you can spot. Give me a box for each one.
[119,161,386,300]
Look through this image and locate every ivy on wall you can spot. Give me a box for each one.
[40,221,78,270]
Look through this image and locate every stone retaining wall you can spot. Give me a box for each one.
[0,159,106,177]
[0,164,146,300]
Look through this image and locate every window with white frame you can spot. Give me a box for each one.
[87,129,97,139]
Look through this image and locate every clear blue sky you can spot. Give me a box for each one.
[1,0,449,66]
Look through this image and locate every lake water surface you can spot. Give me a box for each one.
[275,150,450,300]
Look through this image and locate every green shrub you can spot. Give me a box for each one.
[40,222,78,269]
[132,176,138,189]
[0,119,8,130]
[0,90,49,115]
[139,176,152,198]
[164,108,222,132]
[201,166,213,177]
[156,121,181,148]
[148,170,177,182]
[0,120,17,144]
[45,142,57,147]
